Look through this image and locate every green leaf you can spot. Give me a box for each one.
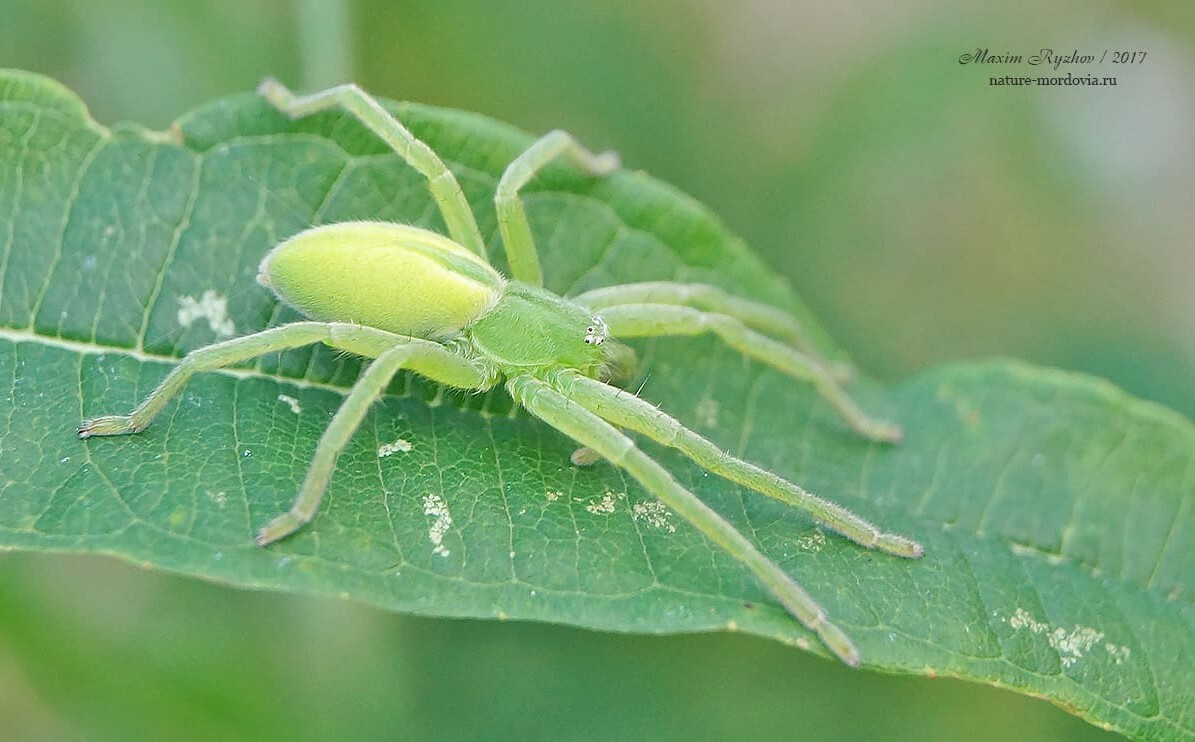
[1,70,1190,739]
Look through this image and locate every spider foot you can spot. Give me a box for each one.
[590,150,621,175]
[874,532,924,559]
[77,415,139,438]
[847,416,902,444]
[258,77,297,116]
[570,446,602,467]
[255,510,309,546]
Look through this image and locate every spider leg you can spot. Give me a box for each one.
[77,322,481,438]
[256,339,492,545]
[496,130,619,286]
[79,322,336,438]
[78,319,492,545]
[553,370,922,558]
[258,78,487,259]
[508,372,863,666]
[573,281,854,381]
[599,303,901,443]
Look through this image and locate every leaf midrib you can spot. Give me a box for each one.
[0,326,348,395]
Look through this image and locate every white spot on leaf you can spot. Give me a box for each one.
[378,438,413,457]
[585,491,619,515]
[1007,607,1130,668]
[1105,643,1132,665]
[796,530,827,552]
[422,493,454,557]
[277,394,302,414]
[177,289,236,337]
[631,500,676,533]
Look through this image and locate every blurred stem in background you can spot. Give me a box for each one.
[296,0,353,89]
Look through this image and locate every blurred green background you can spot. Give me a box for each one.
[3,0,1192,738]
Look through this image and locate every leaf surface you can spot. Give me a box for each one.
[0,70,1190,739]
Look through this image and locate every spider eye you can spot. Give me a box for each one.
[583,315,609,346]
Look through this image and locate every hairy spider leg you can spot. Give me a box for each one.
[79,323,330,437]
[598,304,901,443]
[508,373,862,666]
[552,370,922,558]
[77,322,492,543]
[258,78,487,259]
[256,340,491,545]
[574,281,855,382]
[77,322,476,436]
[495,130,619,286]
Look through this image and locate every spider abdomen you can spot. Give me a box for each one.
[258,221,504,339]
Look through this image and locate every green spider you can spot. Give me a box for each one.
[78,79,922,666]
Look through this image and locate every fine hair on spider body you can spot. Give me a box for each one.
[78,78,923,667]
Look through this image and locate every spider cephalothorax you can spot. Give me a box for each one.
[78,78,921,666]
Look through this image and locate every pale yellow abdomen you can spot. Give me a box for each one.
[258,221,504,339]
